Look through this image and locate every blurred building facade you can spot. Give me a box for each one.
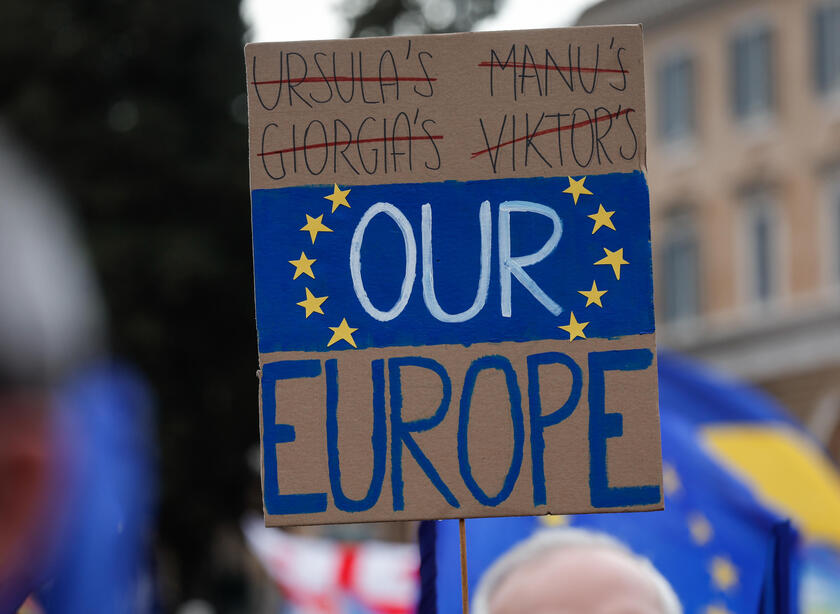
[578,0,840,461]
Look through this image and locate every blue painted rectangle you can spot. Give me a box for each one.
[252,171,654,353]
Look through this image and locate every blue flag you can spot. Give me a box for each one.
[419,352,830,614]
[35,363,157,614]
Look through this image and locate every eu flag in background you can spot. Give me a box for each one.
[420,352,840,614]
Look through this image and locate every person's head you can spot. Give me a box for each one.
[0,124,105,607]
[472,527,682,614]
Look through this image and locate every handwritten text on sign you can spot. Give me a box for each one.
[246,27,661,526]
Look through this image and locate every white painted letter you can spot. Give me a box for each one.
[350,203,417,321]
[421,201,492,323]
[499,201,563,317]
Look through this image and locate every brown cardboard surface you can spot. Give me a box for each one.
[247,26,660,527]
[258,334,661,526]
[246,26,645,190]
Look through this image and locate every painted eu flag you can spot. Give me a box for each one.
[252,172,654,353]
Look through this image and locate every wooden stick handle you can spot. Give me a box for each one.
[459,517,469,614]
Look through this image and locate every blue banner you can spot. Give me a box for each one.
[252,172,654,353]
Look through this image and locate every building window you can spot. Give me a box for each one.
[730,24,774,118]
[815,2,840,94]
[835,186,840,284]
[741,192,779,304]
[659,208,701,322]
[827,175,840,284]
[658,54,695,141]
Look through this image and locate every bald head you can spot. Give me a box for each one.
[473,528,681,614]
[489,546,665,614]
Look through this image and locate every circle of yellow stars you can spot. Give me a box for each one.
[288,183,358,349]
[558,176,627,341]
[293,178,628,347]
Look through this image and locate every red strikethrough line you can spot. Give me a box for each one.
[477,61,628,75]
[470,108,633,159]
[258,134,444,157]
[252,76,436,85]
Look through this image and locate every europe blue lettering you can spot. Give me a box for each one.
[458,355,524,506]
[261,359,328,515]
[388,356,460,510]
[587,348,660,508]
[325,358,387,512]
[527,351,582,506]
[262,348,657,516]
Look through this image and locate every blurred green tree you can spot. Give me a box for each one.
[345,0,501,37]
[0,0,255,608]
[0,0,502,608]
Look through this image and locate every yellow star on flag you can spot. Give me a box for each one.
[296,288,327,318]
[539,514,570,528]
[595,247,628,280]
[324,184,351,213]
[588,204,616,233]
[662,463,682,497]
[705,604,733,614]
[289,251,316,280]
[327,318,358,348]
[688,512,714,546]
[709,556,738,592]
[578,281,607,307]
[563,176,593,205]
[301,214,332,244]
[558,311,588,341]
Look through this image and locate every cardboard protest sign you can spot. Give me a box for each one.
[246,26,662,527]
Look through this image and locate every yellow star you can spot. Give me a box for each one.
[540,514,570,527]
[662,463,682,497]
[296,288,327,318]
[300,214,333,243]
[705,604,733,614]
[594,247,628,280]
[563,176,593,205]
[578,281,607,307]
[327,318,358,348]
[709,556,738,592]
[289,251,316,280]
[588,204,616,233]
[688,512,714,546]
[558,311,588,341]
[324,184,351,213]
